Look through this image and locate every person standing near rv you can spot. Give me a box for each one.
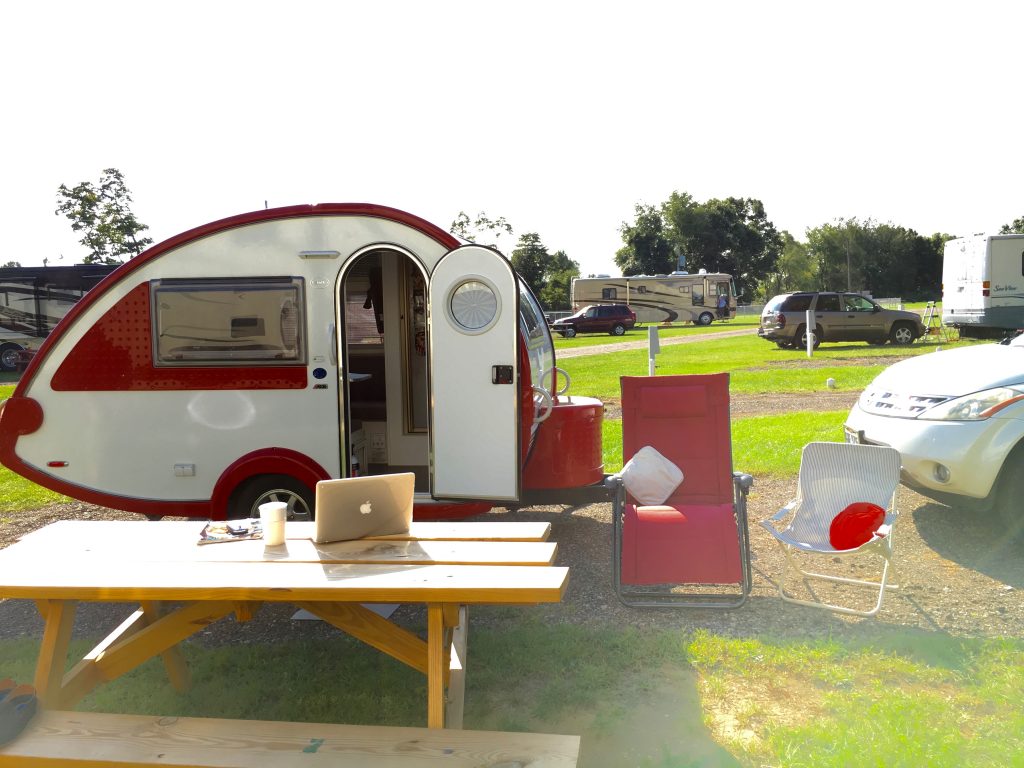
[717,292,728,319]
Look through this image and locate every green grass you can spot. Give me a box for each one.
[0,626,1019,766]
[603,411,848,475]
[552,317,759,349]
[686,630,1024,767]
[560,333,969,404]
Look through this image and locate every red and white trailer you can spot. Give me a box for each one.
[0,204,605,520]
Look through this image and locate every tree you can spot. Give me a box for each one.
[756,231,816,300]
[56,168,153,264]
[509,233,548,295]
[805,218,945,301]
[537,250,579,311]
[450,211,514,250]
[999,216,1024,234]
[661,192,783,300]
[2,261,21,268]
[509,234,580,310]
[614,203,674,276]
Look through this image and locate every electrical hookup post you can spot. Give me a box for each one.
[806,309,815,357]
[649,326,660,375]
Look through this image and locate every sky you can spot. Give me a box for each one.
[3,1,1022,278]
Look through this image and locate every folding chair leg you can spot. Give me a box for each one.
[772,541,896,618]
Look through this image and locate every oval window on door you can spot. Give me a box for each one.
[447,278,500,334]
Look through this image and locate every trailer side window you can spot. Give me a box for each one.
[151,278,306,366]
[602,288,617,299]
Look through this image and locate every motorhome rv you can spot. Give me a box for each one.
[571,271,736,325]
[0,204,605,520]
[942,234,1024,337]
[0,264,116,371]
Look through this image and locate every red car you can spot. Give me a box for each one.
[551,304,637,337]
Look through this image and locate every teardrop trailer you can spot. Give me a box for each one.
[0,204,607,521]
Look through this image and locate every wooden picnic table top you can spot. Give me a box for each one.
[0,519,567,605]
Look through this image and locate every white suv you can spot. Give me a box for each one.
[844,335,1024,529]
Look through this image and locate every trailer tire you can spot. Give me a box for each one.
[610,323,626,336]
[563,327,577,338]
[0,343,24,372]
[230,474,315,521]
[696,312,714,326]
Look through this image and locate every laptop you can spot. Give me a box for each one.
[313,473,415,543]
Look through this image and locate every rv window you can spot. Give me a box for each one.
[601,288,617,300]
[678,286,690,294]
[152,278,306,366]
[637,285,648,294]
[692,285,704,305]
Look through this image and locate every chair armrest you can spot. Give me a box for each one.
[732,472,754,495]
[766,500,798,525]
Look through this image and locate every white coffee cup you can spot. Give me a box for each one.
[259,502,287,546]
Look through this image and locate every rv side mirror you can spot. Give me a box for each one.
[872,305,881,313]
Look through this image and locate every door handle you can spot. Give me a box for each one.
[491,365,514,385]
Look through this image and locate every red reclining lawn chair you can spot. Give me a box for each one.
[610,373,753,608]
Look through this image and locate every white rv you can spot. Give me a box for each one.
[0,265,115,371]
[0,204,606,521]
[942,234,1024,337]
[571,271,736,325]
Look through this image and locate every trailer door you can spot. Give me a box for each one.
[429,245,519,500]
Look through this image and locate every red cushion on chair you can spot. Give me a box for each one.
[829,502,885,550]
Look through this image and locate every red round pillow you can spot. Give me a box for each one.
[829,502,886,550]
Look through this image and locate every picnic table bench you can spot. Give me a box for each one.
[1,709,581,766]
[0,519,577,764]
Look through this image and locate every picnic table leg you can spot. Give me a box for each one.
[426,603,450,728]
[445,605,468,730]
[33,599,76,708]
[141,601,191,693]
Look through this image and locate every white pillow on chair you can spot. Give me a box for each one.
[620,445,685,505]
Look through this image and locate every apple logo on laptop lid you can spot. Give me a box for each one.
[360,500,372,515]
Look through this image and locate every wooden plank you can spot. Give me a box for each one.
[33,600,76,708]
[12,519,551,547]
[0,560,569,605]
[7,534,557,567]
[293,601,427,675]
[141,602,192,693]
[0,710,582,767]
[445,606,469,730]
[57,602,235,708]
[426,604,447,729]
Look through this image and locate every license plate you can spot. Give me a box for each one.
[844,427,863,444]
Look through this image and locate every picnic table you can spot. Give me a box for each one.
[0,519,568,730]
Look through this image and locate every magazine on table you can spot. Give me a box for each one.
[198,518,263,545]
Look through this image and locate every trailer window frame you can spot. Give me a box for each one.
[151,277,307,367]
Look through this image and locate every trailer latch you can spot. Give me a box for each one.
[491,365,514,385]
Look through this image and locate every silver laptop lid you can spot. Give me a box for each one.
[313,473,415,543]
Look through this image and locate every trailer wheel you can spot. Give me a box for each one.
[610,323,626,336]
[696,312,714,326]
[230,474,315,521]
[0,343,24,372]
[563,327,577,338]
